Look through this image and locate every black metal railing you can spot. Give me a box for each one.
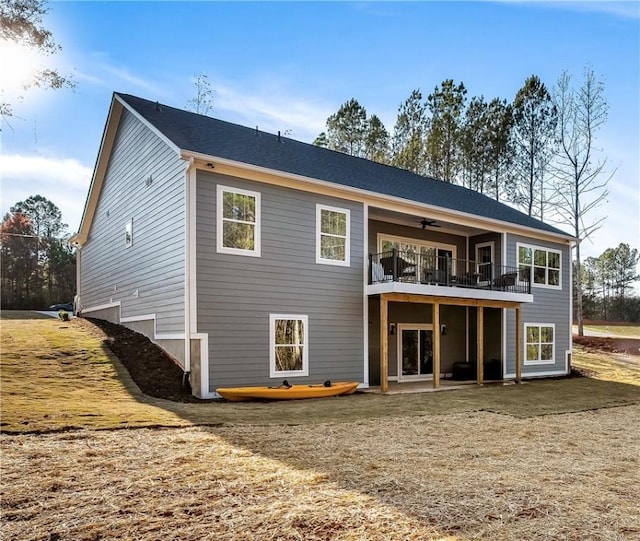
[369,249,531,294]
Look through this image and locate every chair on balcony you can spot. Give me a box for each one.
[493,272,517,291]
[422,268,448,285]
[380,256,416,281]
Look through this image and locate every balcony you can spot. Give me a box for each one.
[368,249,532,296]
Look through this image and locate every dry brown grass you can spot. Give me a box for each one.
[2,407,639,541]
[2,312,640,540]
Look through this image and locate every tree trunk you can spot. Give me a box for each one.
[575,241,584,337]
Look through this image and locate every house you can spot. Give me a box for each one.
[71,93,575,398]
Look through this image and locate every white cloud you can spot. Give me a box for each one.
[72,51,171,98]
[213,80,332,142]
[495,0,640,19]
[0,154,92,234]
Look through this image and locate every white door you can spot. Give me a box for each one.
[476,242,494,284]
[398,325,434,381]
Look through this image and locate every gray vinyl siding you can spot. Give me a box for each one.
[505,233,571,376]
[80,110,186,334]
[196,171,364,390]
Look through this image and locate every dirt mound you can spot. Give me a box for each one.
[73,317,204,402]
[573,334,640,357]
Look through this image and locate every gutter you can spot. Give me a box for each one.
[183,156,196,382]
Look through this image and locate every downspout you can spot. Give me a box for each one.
[73,240,82,315]
[183,156,195,385]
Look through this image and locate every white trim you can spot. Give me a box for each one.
[475,241,494,283]
[377,233,458,262]
[523,322,556,365]
[216,184,261,257]
[191,333,213,398]
[125,219,133,248]
[115,94,182,155]
[183,157,194,373]
[568,247,574,370]
[502,233,508,379]
[81,301,121,313]
[315,204,351,266]
[188,162,198,331]
[363,203,369,386]
[516,242,562,290]
[269,314,309,378]
[120,313,186,340]
[397,323,434,382]
[505,369,568,379]
[367,281,534,304]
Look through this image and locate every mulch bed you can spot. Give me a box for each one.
[573,334,640,357]
[73,317,202,403]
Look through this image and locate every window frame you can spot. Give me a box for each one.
[517,242,562,289]
[524,323,556,365]
[216,184,261,257]
[316,204,351,266]
[125,219,133,248]
[269,314,309,378]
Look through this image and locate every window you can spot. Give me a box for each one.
[270,315,309,377]
[316,205,350,266]
[517,244,561,288]
[525,323,555,365]
[378,234,457,279]
[217,185,260,256]
[125,219,133,248]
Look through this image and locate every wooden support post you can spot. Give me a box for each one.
[477,306,484,385]
[515,307,522,383]
[380,295,389,393]
[433,302,440,389]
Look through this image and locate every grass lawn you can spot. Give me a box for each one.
[2,312,640,540]
[582,324,640,338]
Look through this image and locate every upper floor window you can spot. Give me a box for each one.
[525,323,555,365]
[517,243,561,288]
[270,314,309,377]
[217,185,261,257]
[125,219,133,248]
[316,204,350,266]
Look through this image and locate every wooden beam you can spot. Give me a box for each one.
[477,306,484,385]
[380,295,389,393]
[515,307,522,383]
[384,292,521,310]
[433,302,440,389]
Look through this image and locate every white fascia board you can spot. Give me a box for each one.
[366,281,534,304]
[181,150,575,245]
[115,94,182,155]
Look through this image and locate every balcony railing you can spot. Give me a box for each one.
[369,249,531,294]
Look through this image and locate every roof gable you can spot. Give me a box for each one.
[112,92,570,239]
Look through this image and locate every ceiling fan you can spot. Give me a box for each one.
[419,218,441,229]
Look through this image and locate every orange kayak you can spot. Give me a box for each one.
[216,381,359,401]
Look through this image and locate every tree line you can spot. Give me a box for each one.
[314,67,614,332]
[577,243,640,323]
[1,195,76,309]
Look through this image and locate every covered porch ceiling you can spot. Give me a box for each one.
[368,207,490,237]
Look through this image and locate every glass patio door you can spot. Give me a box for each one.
[399,325,434,381]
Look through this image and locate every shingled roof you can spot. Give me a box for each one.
[117,92,570,238]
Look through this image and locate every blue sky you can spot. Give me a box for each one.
[1,1,638,263]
